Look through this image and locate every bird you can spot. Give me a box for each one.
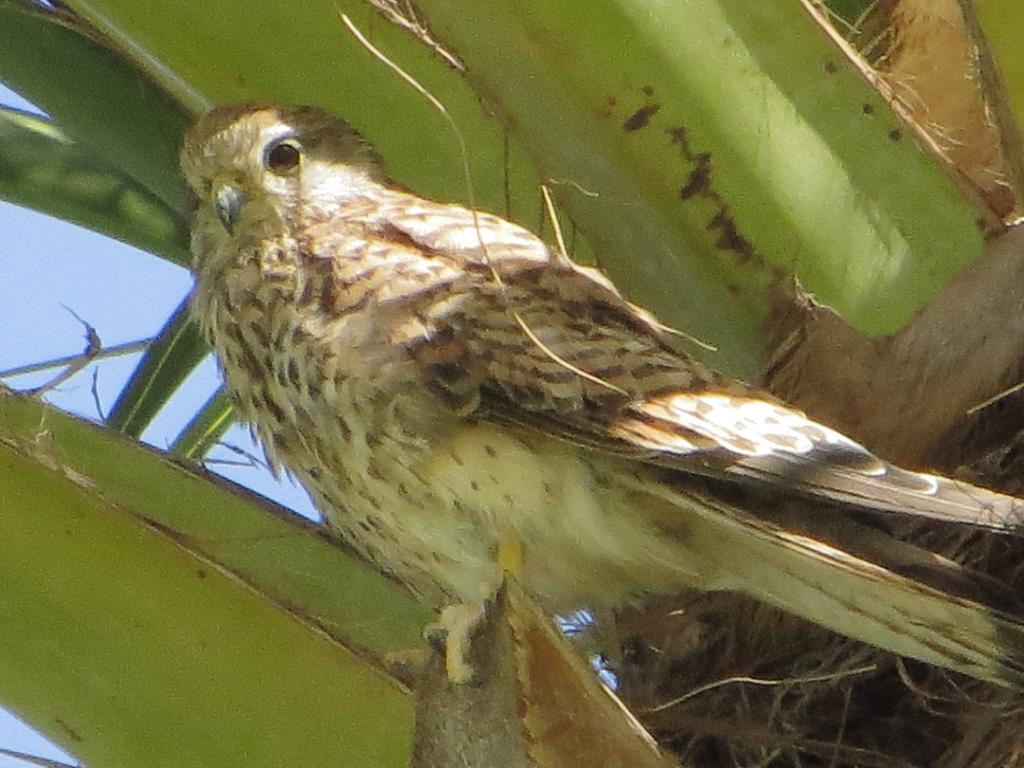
[182,102,1024,687]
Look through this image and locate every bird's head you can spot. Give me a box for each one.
[181,103,385,244]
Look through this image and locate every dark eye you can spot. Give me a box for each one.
[264,138,301,174]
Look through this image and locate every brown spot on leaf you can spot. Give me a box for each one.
[824,60,838,73]
[666,125,688,146]
[680,153,712,199]
[55,718,83,743]
[642,84,654,97]
[862,103,875,115]
[666,125,762,267]
[709,211,757,263]
[888,128,903,142]
[623,104,660,132]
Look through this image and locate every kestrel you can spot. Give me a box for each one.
[182,103,1024,686]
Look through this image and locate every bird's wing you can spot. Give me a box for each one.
[374,196,1024,533]
[611,391,1024,531]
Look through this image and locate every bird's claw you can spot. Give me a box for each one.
[424,602,490,685]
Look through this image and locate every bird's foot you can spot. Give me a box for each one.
[424,601,489,685]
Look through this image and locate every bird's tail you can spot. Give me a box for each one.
[638,482,1024,687]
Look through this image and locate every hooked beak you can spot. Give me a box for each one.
[214,185,245,235]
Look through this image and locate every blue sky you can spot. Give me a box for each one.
[1,83,317,767]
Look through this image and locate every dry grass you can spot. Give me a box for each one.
[614,518,1024,768]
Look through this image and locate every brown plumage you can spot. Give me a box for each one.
[183,102,1024,686]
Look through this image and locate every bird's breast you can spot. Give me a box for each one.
[195,257,714,612]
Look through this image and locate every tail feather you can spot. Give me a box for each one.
[729,447,1024,534]
[641,482,1024,687]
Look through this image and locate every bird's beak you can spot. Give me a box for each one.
[214,184,245,235]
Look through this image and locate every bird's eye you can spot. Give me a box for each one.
[264,138,302,174]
